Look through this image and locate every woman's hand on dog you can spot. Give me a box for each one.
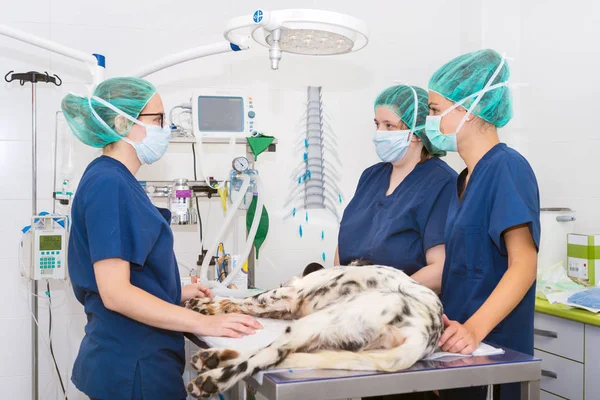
[195,314,263,338]
[438,314,480,355]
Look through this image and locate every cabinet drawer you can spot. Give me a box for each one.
[541,390,565,400]
[534,312,584,362]
[534,349,583,400]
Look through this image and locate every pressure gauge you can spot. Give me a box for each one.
[232,156,250,173]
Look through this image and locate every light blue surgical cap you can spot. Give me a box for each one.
[61,77,157,148]
[374,85,444,156]
[428,49,512,128]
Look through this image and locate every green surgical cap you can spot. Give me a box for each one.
[374,84,444,156]
[61,77,157,148]
[428,49,512,128]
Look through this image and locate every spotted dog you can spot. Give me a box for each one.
[183,262,444,398]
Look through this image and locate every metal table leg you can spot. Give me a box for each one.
[520,379,541,400]
[231,382,246,400]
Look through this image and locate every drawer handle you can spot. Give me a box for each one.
[541,369,558,379]
[556,215,576,222]
[534,328,558,338]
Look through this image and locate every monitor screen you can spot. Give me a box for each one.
[197,96,244,132]
[40,235,61,251]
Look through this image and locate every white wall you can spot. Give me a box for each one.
[0,0,595,398]
[515,1,600,233]
[467,0,600,233]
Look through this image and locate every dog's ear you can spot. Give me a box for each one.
[302,263,325,276]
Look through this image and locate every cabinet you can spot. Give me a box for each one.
[534,312,600,399]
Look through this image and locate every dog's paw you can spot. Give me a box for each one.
[187,364,246,398]
[187,373,220,399]
[191,349,240,371]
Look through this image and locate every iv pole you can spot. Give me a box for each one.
[5,72,62,399]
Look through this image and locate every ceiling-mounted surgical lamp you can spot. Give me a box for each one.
[131,9,369,78]
[225,9,370,70]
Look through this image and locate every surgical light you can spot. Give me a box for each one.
[225,9,369,70]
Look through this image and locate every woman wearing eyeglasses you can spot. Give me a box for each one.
[61,77,261,400]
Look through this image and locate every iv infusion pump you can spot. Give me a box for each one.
[24,214,68,280]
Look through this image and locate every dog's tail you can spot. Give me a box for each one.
[278,332,426,372]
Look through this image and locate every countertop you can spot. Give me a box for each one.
[535,298,600,327]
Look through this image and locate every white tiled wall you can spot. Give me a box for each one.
[0,0,595,398]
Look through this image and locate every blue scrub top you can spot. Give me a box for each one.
[338,157,457,274]
[440,144,540,399]
[68,156,186,400]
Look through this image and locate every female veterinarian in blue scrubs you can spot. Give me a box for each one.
[62,77,261,400]
[427,49,541,400]
[336,85,457,292]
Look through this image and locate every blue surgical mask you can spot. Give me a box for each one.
[373,85,419,163]
[90,95,171,165]
[121,124,171,165]
[373,130,412,163]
